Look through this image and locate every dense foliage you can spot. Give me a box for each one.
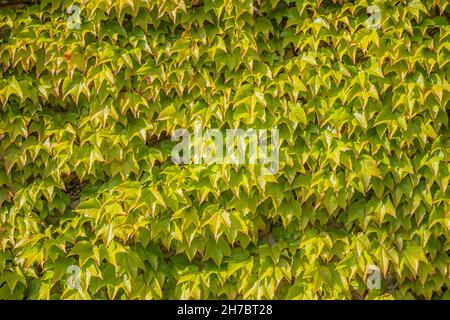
[0,0,449,299]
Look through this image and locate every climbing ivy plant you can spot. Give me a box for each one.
[0,0,449,299]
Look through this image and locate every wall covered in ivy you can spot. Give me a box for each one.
[0,0,449,299]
